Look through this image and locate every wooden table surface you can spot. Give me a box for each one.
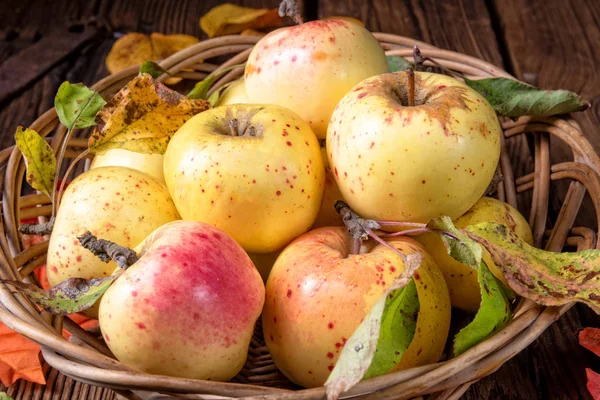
[0,0,599,399]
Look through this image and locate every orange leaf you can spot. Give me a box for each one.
[0,323,45,387]
[200,4,283,38]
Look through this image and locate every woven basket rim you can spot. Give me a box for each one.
[0,32,599,400]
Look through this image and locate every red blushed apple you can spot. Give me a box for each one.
[99,220,265,381]
[262,227,451,388]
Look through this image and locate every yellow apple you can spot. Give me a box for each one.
[244,19,388,139]
[263,227,451,388]
[216,78,250,106]
[99,220,265,381]
[91,149,165,184]
[163,104,325,253]
[47,167,180,317]
[327,71,502,223]
[417,196,533,312]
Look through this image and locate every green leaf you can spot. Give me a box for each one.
[387,55,412,72]
[187,75,216,100]
[55,82,106,129]
[0,393,14,400]
[207,85,227,107]
[427,216,482,269]
[464,77,590,117]
[363,279,419,379]
[453,261,512,356]
[325,253,421,400]
[14,127,56,198]
[465,222,600,314]
[187,63,245,100]
[139,61,172,79]
[0,273,121,316]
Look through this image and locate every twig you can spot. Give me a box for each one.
[77,231,138,270]
[19,217,55,236]
[278,0,304,24]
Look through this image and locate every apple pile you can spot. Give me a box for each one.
[41,17,538,389]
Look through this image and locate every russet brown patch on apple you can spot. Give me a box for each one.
[370,73,474,138]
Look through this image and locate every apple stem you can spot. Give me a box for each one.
[18,217,54,236]
[413,45,463,80]
[335,200,380,255]
[278,0,304,25]
[407,68,415,107]
[228,118,240,136]
[78,231,139,270]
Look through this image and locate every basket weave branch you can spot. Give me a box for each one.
[1,34,599,400]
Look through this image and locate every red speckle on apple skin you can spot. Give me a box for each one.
[108,221,264,349]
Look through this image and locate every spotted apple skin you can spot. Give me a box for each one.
[327,71,502,223]
[244,19,388,139]
[263,227,450,387]
[99,220,265,381]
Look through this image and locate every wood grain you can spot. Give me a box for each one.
[0,0,598,399]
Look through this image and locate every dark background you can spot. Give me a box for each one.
[0,0,599,399]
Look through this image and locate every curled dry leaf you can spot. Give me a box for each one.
[1,273,121,316]
[14,127,56,199]
[324,252,421,400]
[200,3,283,38]
[465,222,600,314]
[105,33,199,74]
[89,73,210,155]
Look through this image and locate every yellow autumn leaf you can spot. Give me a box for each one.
[88,73,210,155]
[200,3,283,38]
[105,33,199,74]
[14,127,56,199]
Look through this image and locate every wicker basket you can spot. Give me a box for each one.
[1,33,599,400]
